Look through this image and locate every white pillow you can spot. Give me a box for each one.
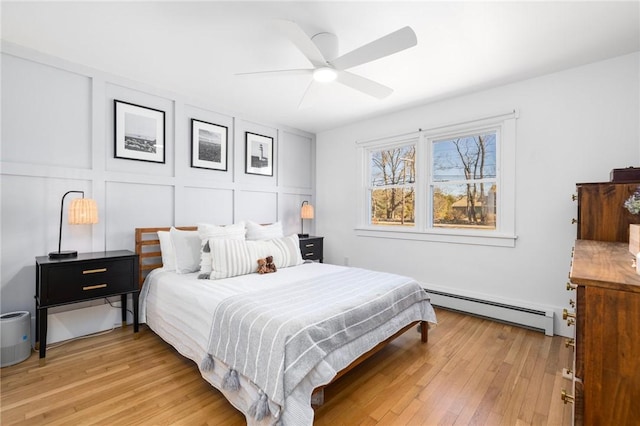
[197,222,246,278]
[157,231,176,271]
[270,234,303,268]
[208,234,303,280]
[209,239,259,280]
[245,220,284,240]
[169,227,201,274]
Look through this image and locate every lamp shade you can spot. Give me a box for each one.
[301,203,314,219]
[68,198,99,224]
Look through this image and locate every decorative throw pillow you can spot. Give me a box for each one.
[197,222,246,279]
[208,239,258,280]
[245,220,284,240]
[269,234,303,269]
[207,234,303,280]
[169,227,201,274]
[157,231,176,271]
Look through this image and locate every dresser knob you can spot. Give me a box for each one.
[562,309,576,320]
[566,282,577,291]
[561,389,575,404]
[565,338,575,348]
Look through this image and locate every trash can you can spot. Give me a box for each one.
[0,311,31,367]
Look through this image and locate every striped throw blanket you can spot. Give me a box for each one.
[205,267,429,409]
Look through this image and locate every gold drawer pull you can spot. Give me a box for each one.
[305,244,315,248]
[83,284,107,291]
[565,338,575,348]
[561,389,575,404]
[562,309,576,320]
[566,282,577,291]
[83,268,107,274]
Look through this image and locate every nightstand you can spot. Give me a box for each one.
[35,250,139,364]
[299,236,323,263]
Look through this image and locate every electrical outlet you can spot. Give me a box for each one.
[562,368,573,380]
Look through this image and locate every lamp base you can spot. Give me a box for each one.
[49,250,78,259]
[298,233,309,238]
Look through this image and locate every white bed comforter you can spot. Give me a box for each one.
[140,262,436,425]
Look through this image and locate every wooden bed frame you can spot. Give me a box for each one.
[134,226,428,404]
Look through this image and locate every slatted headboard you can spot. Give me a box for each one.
[134,226,197,288]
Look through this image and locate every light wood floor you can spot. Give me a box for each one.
[1,308,573,425]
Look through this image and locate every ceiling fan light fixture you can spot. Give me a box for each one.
[313,67,337,83]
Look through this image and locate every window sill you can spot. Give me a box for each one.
[354,227,517,247]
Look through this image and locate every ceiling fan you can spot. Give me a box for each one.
[236,21,417,108]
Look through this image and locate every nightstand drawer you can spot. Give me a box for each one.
[43,258,135,305]
[299,237,323,262]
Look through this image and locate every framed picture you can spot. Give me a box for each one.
[191,119,228,171]
[114,100,165,163]
[245,132,273,176]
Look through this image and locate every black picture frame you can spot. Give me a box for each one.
[114,100,165,163]
[191,119,228,171]
[245,132,273,176]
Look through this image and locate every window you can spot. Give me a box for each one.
[431,131,497,230]
[357,111,517,247]
[369,143,416,227]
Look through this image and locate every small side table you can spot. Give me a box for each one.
[299,236,324,263]
[35,250,139,364]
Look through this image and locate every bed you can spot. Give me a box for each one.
[135,225,436,425]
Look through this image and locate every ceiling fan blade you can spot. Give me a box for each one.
[276,20,327,68]
[335,71,393,99]
[298,80,321,109]
[330,26,417,71]
[235,68,313,77]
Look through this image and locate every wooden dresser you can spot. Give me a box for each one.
[575,182,640,242]
[565,240,640,425]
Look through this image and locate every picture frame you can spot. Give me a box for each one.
[114,100,165,163]
[245,132,274,176]
[191,119,228,171]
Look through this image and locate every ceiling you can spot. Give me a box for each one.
[2,1,639,134]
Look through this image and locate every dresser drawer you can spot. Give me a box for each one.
[41,258,136,306]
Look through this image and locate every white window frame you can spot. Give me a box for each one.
[356,111,517,247]
[364,136,418,228]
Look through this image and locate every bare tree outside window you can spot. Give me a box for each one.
[432,132,497,229]
[369,145,416,226]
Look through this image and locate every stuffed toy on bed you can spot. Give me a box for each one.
[256,258,269,274]
[257,256,277,274]
[265,255,277,273]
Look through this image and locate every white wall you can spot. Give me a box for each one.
[0,42,316,343]
[316,52,640,337]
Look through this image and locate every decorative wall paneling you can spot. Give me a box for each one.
[0,42,315,343]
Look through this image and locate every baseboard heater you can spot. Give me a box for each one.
[425,288,554,336]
